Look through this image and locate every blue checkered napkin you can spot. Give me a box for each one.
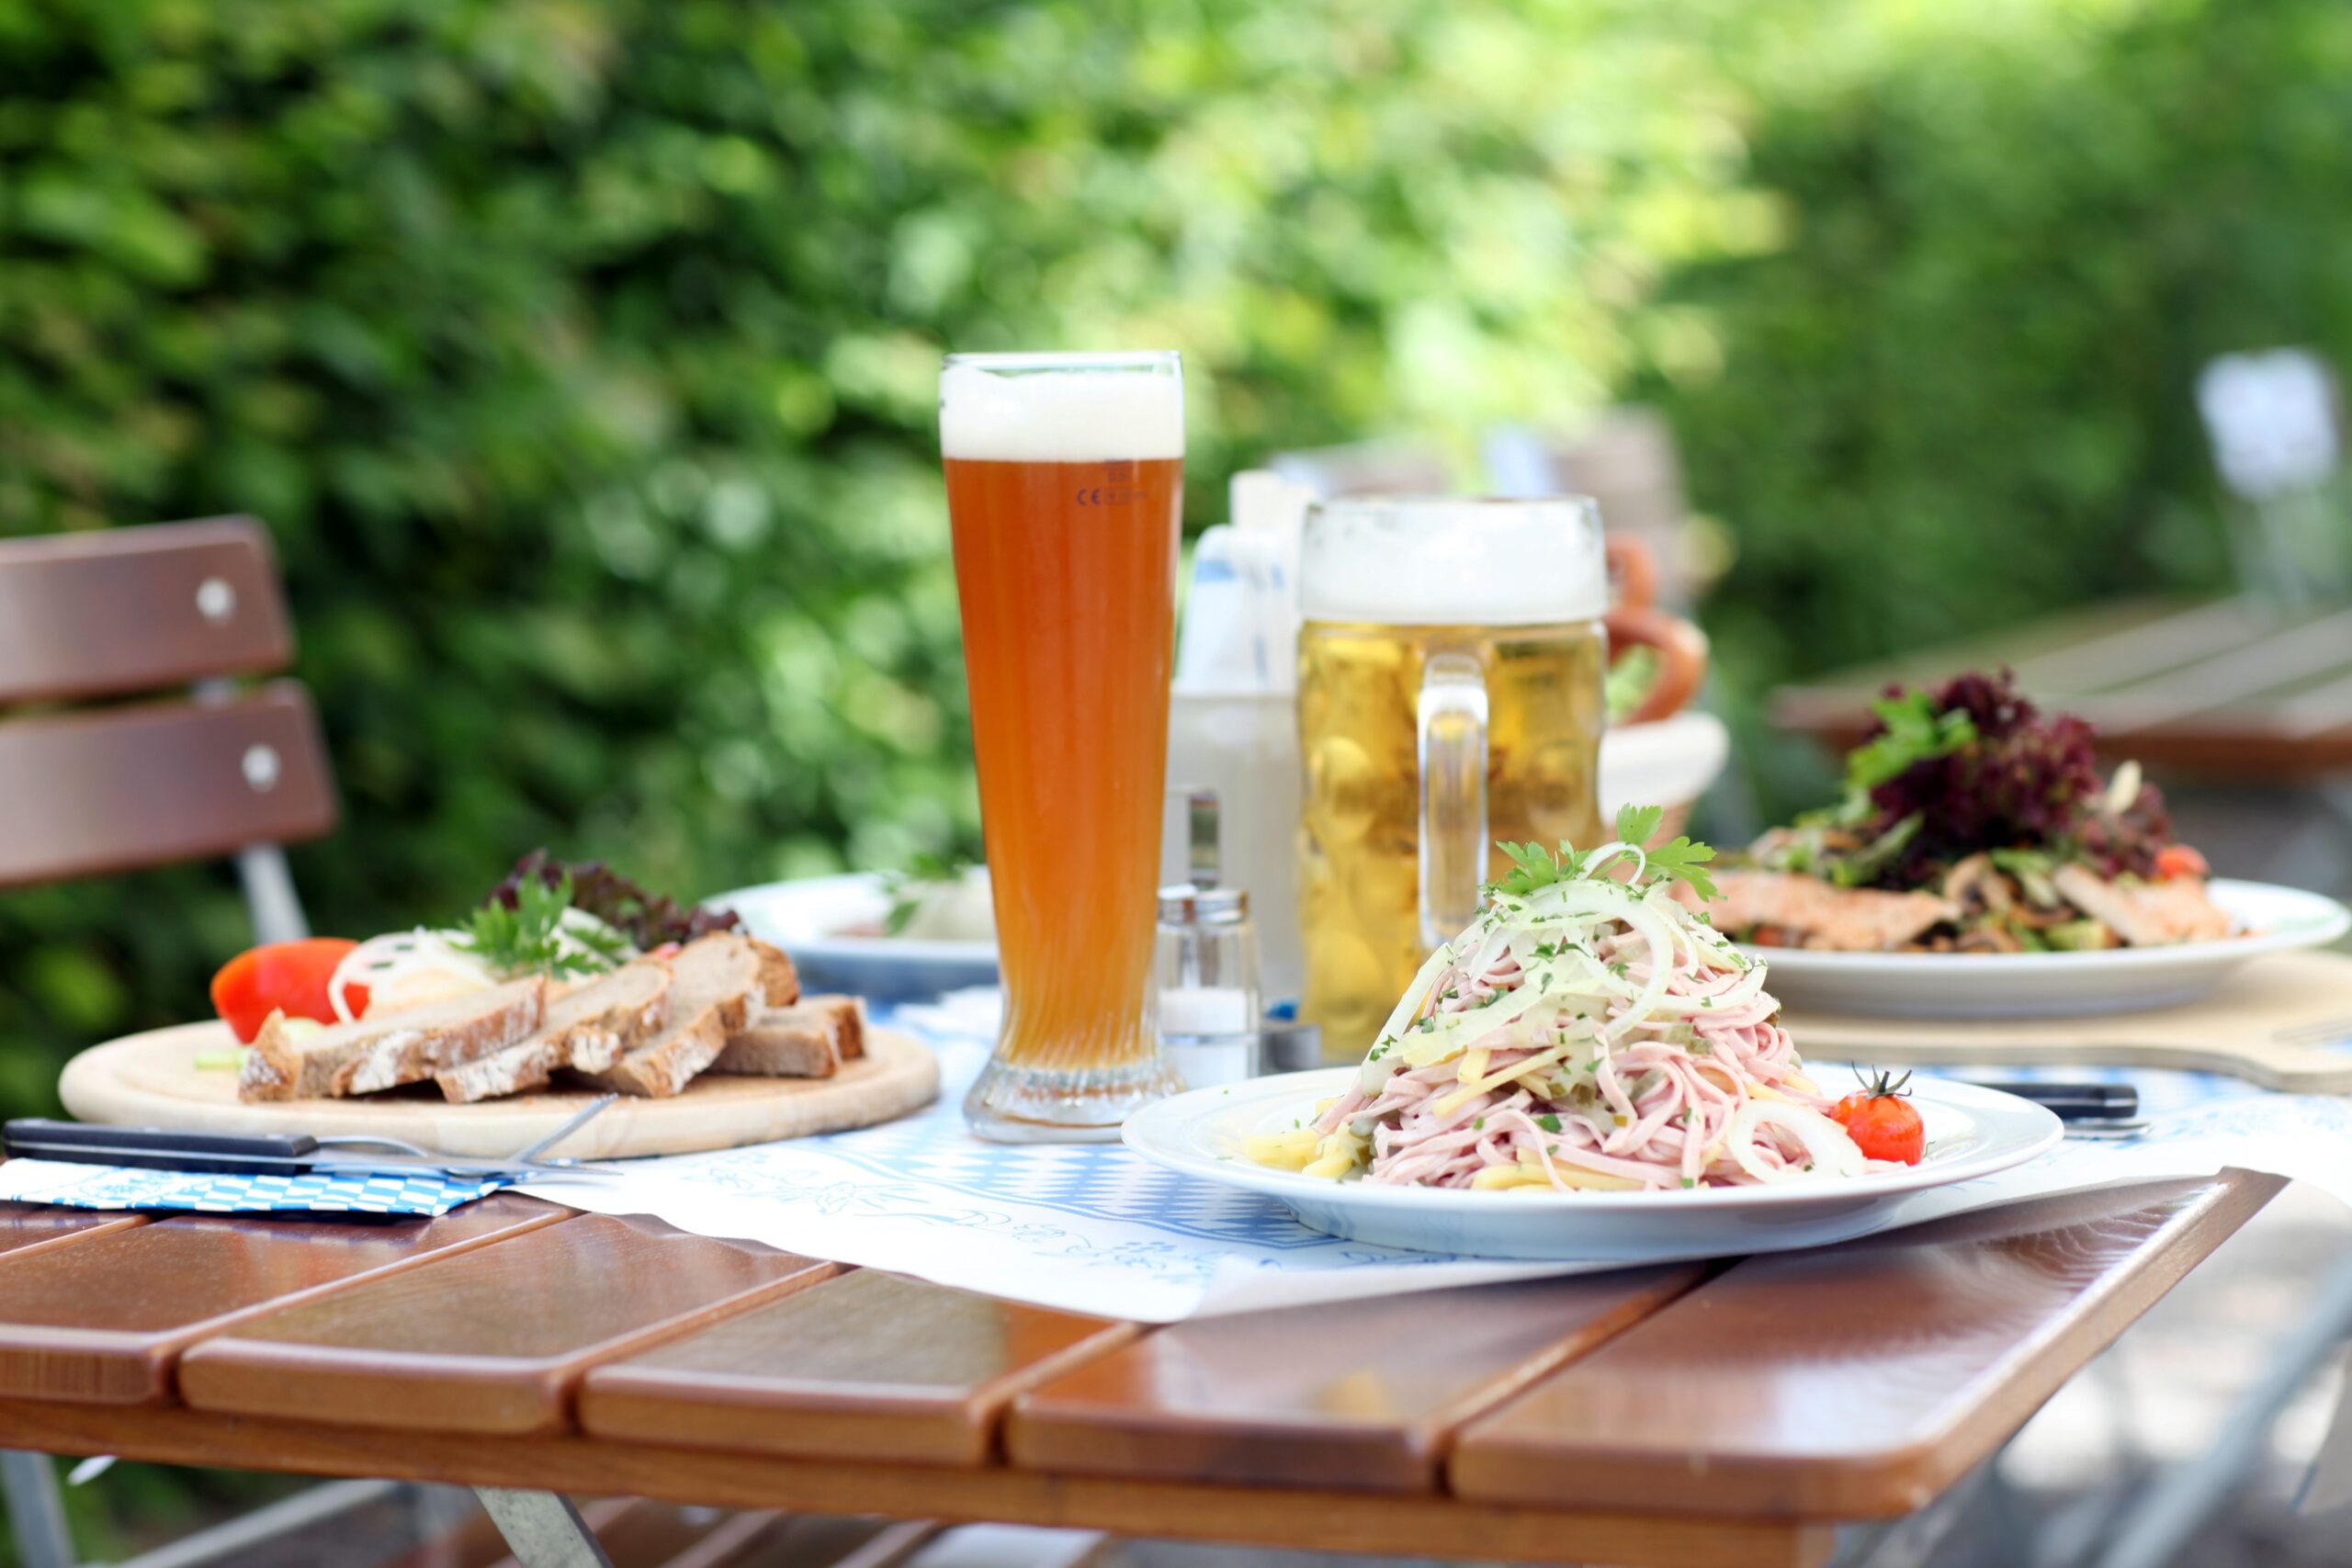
[0,1157,511,1217]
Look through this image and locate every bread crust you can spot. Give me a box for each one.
[747,937,801,1010]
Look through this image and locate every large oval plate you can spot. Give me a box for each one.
[1123,1069,2060,1260]
[1748,878,2350,1020]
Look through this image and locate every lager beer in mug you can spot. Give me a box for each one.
[940,352,1187,1140]
[1296,497,1611,1059]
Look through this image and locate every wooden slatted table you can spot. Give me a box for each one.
[1770,595,2352,779]
[0,1174,2280,1568]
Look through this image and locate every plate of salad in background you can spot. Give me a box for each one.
[1708,670,2349,1017]
[718,855,999,1000]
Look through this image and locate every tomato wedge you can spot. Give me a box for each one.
[209,939,366,1043]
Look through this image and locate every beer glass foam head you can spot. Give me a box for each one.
[1298,496,1608,626]
[940,353,1183,462]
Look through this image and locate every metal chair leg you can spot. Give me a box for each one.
[1,1450,75,1568]
[232,844,310,945]
[2092,1242,2352,1568]
[476,1488,614,1568]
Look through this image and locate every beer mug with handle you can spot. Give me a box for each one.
[1296,496,1632,1061]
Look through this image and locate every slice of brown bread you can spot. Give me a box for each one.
[239,977,546,1102]
[574,934,763,1098]
[434,962,672,1103]
[430,1032,571,1105]
[746,938,801,1010]
[711,996,865,1079]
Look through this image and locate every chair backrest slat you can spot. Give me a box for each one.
[0,684,337,889]
[0,517,292,706]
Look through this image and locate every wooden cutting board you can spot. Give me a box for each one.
[1788,949,2352,1092]
[56,1021,941,1159]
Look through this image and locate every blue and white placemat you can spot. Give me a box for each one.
[521,990,1585,1319]
[514,987,2352,1322]
[0,1157,509,1217]
[519,991,2352,1325]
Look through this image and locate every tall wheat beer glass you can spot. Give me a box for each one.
[1297,497,1611,1060]
[940,352,1187,1140]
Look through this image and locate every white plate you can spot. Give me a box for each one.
[718,870,999,1000]
[715,716,1730,1001]
[1123,1070,2061,1260]
[1748,878,2351,1020]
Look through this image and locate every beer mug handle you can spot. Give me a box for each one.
[1417,653,1489,949]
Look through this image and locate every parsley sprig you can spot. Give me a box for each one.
[1842,690,1975,805]
[456,871,630,979]
[1487,804,1720,903]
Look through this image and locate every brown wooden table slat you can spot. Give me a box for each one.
[0,1205,146,1258]
[0,1396,1836,1568]
[581,1268,1134,1466]
[1006,1264,1705,1492]
[0,1196,561,1404]
[178,1215,835,1436]
[1450,1172,2280,1519]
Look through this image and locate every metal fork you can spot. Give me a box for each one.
[311,1094,619,1168]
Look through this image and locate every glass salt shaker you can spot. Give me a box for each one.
[1155,882,1263,1090]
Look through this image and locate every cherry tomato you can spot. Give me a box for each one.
[2154,843,2209,881]
[1831,1070,1926,1165]
[209,940,366,1043]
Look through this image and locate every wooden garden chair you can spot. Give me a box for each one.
[0,515,337,1565]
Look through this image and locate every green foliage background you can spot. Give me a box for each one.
[8,0,2350,1092]
[0,0,2348,1548]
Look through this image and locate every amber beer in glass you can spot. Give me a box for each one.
[940,352,1187,1140]
[1296,497,1611,1060]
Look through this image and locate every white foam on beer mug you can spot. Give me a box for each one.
[940,354,1184,462]
[1298,496,1610,625]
